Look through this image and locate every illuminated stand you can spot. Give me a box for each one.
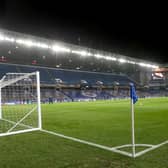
[0,72,41,137]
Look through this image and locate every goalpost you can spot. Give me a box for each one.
[0,71,41,137]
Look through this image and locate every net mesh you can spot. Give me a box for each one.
[0,73,39,134]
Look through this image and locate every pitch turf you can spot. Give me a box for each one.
[0,98,168,168]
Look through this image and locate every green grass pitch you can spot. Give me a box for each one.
[0,97,168,168]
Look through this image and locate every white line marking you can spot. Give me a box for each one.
[41,129,133,157]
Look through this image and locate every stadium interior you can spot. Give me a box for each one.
[0,28,168,103]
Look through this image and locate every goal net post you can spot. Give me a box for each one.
[0,71,41,137]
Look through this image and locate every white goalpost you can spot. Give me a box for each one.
[0,71,41,137]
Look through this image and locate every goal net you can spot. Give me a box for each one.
[0,71,41,137]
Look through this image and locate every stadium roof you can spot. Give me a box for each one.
[0,28,159,69]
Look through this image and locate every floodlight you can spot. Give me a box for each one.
[139,63,150,67]
[118,58,127,63]
[152,65,159,69]
[94,54,104,59]
[87,52,92,56]
[71,50,91,56]
[105,56,117,61]
[0,34,5,40]
[0,30,159,69]
[36,43,49,49]
[16,39,26,45]
[80,51,87,56]
[128,61,136,64]
[4,37,15,42]
[52,45,71,52]
[23,40,34,47]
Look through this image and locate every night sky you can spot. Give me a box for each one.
[0,1,167,64]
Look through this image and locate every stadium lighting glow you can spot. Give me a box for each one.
[118,58,127,63]
[105,56,117,61]
[36,43,49,49]
[0,34,14,42]
[127,61,136,64]
[56,65,60,68]
[0,34,5,40]
[152,65,159,68]
[16,39,49,49]
[87,52,92,56]
[72,50,79,55]
[138,63,159,69]
[79,51,87,56]
[16,39,23,44]
[139,63,147,67]
[17,39,34,47]
[0,31,159,69]
[94,54,104,59]
[71,50,92,56]
[52,45,71,53]
[4,37,15,42]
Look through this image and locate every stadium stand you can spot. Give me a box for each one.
[0,63,134,86]
[1,63,168,102]
[0,63,138,102]
[1,29,167,102]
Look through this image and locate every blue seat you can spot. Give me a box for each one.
[0,63,134,85]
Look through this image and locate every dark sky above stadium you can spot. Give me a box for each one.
[0,1,167,64]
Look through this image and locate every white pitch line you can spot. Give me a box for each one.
[41,129,168,158]
[113,144,154,150]
[0,128,40,137]
[41,129,132,157]
[135,140,168,157]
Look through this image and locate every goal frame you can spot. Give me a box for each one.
[0,71,42,137]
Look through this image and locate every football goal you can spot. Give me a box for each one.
[0,71,41,137]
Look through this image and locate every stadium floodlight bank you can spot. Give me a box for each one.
[0,71,41,137]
